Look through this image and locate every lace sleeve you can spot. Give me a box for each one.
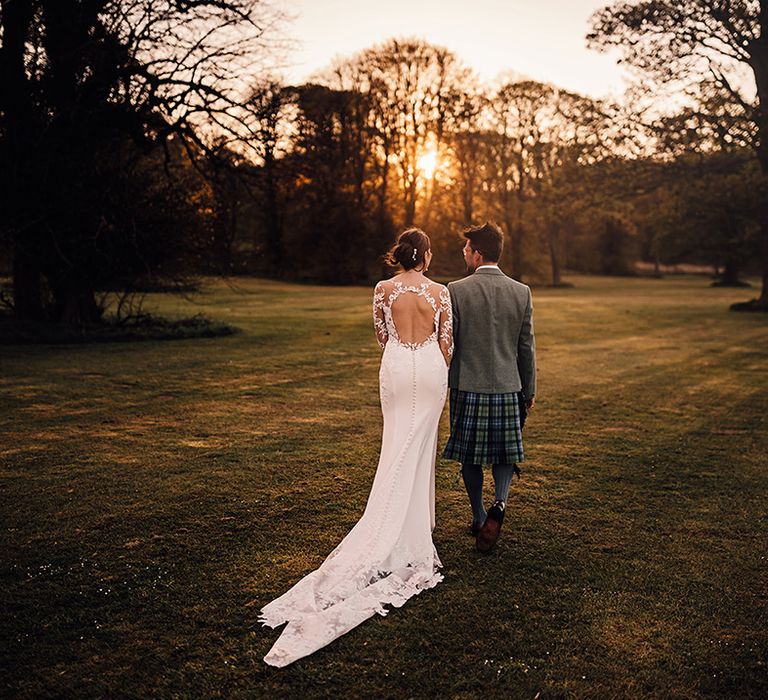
[438,285,453,365]
[373,282,388,349]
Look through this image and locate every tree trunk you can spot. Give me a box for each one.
[52,285,102,326]
[499,186,520,280]
[1,0,45,320]
[548,222,562,286]
[760,208,768,304]
[461,160,474,223]
[12,231,45,320]
[503,213,521,281]
[718,257,742,286]
[749,3,768,305]
[404,183,416,227]
[227,192,238,272]
[421,171,437,229]
[378,147,390,224]
[262,154,283,274]
[509,222,524,281]
[511,184,527,281]
[507,189,525,282]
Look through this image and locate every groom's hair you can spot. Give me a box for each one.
[463,221,504,262]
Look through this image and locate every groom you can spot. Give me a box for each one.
[443,221,536,553]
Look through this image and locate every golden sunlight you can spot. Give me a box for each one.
[417,149,439,179]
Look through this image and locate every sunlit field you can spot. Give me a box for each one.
[2,274,767,698]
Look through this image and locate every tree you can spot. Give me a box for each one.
[355,39,473,227]
[243,79,292,273]
[323,58,397,249]
[587,0,768,309]
[537,90,627,285]
[483,81,624,284]
[649,151,762,282]
[444,87,487,225]
[485,81,555,281]
[0,0,283,323]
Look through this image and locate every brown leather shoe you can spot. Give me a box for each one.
[468,520,484,536]
[476,501,505,552]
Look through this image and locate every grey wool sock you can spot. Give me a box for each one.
[461,463,487,525]
[492,463,517,504]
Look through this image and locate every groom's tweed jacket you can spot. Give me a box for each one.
[447,267,536,397]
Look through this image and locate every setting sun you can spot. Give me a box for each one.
[417,149,439,178]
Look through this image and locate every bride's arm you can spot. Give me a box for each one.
[438,285,453,367]
[373,282,388,349]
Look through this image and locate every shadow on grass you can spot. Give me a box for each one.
[0,312,240,345]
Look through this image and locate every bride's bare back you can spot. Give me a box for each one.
[390,289,436,345]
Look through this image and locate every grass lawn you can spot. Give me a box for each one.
[1,274,767,698]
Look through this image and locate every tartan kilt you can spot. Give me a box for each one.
[442,389,526,465]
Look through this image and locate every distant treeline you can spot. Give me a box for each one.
[1,2,765,325]
[221,44,764,288]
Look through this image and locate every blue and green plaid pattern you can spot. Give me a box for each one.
[443,389,525,465]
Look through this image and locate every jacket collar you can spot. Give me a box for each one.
[473,266,504,275]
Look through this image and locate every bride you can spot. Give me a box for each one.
[259,228,454,667]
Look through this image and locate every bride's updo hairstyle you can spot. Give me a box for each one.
[384,228,430,270]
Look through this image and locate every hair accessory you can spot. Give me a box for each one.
[412,248,418,261]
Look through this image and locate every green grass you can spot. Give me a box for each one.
[1,274,767,698]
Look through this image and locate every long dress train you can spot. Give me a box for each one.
[258,280,454,667]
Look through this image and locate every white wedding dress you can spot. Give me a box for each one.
[259,278,454,667]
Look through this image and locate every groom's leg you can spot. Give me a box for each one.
[492,463,517,504]
[461,463,487,525]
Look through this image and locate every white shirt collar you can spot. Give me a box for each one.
[476,264,500,271]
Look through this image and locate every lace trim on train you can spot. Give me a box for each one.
[258,552,444,667]
[258,550,443,628]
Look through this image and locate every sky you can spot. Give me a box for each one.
[278,0,631,101]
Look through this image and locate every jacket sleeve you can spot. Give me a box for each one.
[517,286,536,398]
